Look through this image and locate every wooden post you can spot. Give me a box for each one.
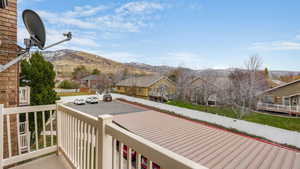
[97,115,113,169]
[0,104,4,169]
[56,101,63,156]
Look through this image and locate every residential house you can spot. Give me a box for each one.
[115,75,176,101]
[257,79,300,114]
[188,76,231,105]
[80,74,111,92]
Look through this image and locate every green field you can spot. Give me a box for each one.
[167,100,300,132]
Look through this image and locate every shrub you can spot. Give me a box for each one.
[58,80,79,89]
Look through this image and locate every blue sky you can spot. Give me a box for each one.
[18,0,300,71]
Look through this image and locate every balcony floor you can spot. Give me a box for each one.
[10,154,70,169]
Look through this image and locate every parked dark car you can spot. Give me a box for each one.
[86,96,98,104]
[103,93,112,102]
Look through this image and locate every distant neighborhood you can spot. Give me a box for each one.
[40,50,300,118]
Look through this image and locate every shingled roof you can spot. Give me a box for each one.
[116,75,170,87]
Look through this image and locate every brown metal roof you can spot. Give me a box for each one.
[114,110,300,169]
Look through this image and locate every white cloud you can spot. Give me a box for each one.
[250,41,300,51]
[156,52,202,69]
[64,5,108,18]
[116,1,163,14]
[37,1,164,33]
[38,11,98,29]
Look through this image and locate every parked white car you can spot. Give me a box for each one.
[86,97,98,104]
[74,98,85,105]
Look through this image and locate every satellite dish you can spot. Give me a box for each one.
[22,9,46,49]
[0,9,72,72]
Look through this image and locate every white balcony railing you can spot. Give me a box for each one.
[0,103,207,169]
[257,102,300,115]
[0,104,57,168]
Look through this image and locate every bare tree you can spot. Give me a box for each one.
[227,55,266,118]
[172,67,192,101]
[191,70,218,105]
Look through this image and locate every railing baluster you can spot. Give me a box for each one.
[76,119,80,168]
[72,116,76,163]
[136,153,141,169]
[83,122,87,169]
[17,114,21,155]
[147,159,152,169]
[71,115,74,161]
[67,113,70,157]
[95,122,99,169]
[6,115,12,157]
[87,124,91,169]
[127,148,132,169]
[50,110,54,146]
[42,111,46,148]
[61,112,64,150]
[112,138,117,169]
[119,142,124,169]
[34,111,38,151]
[25,112,30,152]
[91,126,95,169]
[80,121,84,169]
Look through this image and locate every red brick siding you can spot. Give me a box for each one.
[0,0,19,158]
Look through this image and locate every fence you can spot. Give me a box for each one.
[55,88,80,93]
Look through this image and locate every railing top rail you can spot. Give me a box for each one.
[3,104,56,115]
[106,123,207,169]
[57,103,98,126]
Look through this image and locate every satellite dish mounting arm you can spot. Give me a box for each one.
[42,32,72,50]
[0,51,27,72]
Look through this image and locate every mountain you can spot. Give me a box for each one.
[41,49,153,78]
[126,62,300,78]
[41,49,299,80]
[125,62,175,74]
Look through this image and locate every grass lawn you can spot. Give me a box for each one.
[167,100,300,132]
[57,92,95,97]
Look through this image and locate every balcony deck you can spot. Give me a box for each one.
[257,102,300,115]
[10,154,70,169]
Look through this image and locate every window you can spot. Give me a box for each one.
[283,97,290,106]
[264,95,273,103]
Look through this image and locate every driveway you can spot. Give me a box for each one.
[64,100,146,117]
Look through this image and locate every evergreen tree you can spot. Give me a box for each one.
[92,68,101,75]
[20,52,57,142]
[20,52,57,105]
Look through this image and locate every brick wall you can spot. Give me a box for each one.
[0,0,19,157]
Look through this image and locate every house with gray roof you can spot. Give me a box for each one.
[115,75,176,101]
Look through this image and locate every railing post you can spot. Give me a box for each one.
[56,101,63,156]
[97,115,113,169]
[0,104,3,169]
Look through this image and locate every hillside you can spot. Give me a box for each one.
[42,49,153,78]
